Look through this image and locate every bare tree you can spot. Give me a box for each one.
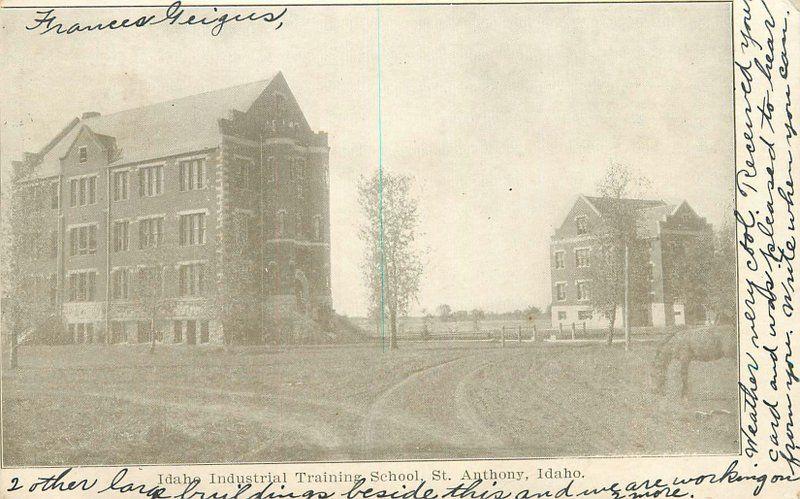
[358,171,424,350]
[588,163,650,345]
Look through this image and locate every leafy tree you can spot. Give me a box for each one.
[667,222,735,324]
[471,308,485,331]
[213,213,261,345]
[588,163,650,344]
[358,171,424,350]
[436,304,452,322]
[132,248,174,353]
[3,181,58,367]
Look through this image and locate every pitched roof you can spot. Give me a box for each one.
[582,195,666,217]
[19,75,278,180]
[635,203,677,238]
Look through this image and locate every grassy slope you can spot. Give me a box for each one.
[2,341,737,465]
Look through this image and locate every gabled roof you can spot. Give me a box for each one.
[17,74,279,180]
[582,195,666,217]
[635,203,677,238]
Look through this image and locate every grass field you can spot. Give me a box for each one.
[1,340,739,465]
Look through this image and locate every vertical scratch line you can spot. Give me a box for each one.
[377,5,387,352]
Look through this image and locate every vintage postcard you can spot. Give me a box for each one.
[0,0,797,497]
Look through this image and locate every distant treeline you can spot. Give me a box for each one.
[425,304,544,322]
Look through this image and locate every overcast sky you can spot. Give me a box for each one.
[1,3,733,317]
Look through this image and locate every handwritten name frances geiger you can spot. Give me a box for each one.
[26,1,287,37]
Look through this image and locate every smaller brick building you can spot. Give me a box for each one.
[549,195,712,330]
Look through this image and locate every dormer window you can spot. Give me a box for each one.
[575,216,589,235]
[78,146,88,164]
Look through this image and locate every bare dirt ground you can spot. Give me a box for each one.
[1,340,738,465]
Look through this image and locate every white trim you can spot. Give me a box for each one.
[110,265,135,271]
[67,172,99,181]
[263,238,330,247]
[176,259,207,266]
[551,235,596,245]
[67,268,98,275]
[176,154,208,163]
[234,208,256,215]
[66,221,99,230]
[176,208,209,216]
[134,161,167,169]
[136,213,167,221]
[231,154,254,165]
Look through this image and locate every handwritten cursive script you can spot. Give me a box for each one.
[26,1,287,37]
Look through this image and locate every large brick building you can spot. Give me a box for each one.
[549,195,712,330]
[10,73,332,345]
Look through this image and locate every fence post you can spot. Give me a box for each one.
[501,326,506,348]
[571,322,576,340]
[518,325,522,344]
[583,321,587,334]
[533,324,537,342]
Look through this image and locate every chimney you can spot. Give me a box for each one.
[81,111,101,119]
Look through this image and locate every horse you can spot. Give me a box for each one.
[652,326,736,399]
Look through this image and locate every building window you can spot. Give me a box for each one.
[179,212,206,246]
[578,310,593,320]
[554,251,565,269]
[647,262,654,281]
[68,271,96,302]
[173,320,183,343]
[48,275,57,306]
[113,220,130,252]
[111,268,131,299]
[139,217,164,249]
[557,311,567,320]
[112,170,129,201]
[200,320,210,344]
[266,156,277,183]
[576,281,591,301]
[276,210,286,238]
[231,157,254,190]
[313,215,323,241]
[575,216,589,235]
[69,225,97,256]
[50,181,59,209]
[78,146,88,164]
[292,157,306,182]
[50,230,58,258]
[179,158,205,191]
[69,176,97,207]
[575,248,590,268]
[138,165,164,197]
[179,263,205,296]
[555,282,566,301]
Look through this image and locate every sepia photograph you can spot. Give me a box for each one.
[1,2,738,466]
